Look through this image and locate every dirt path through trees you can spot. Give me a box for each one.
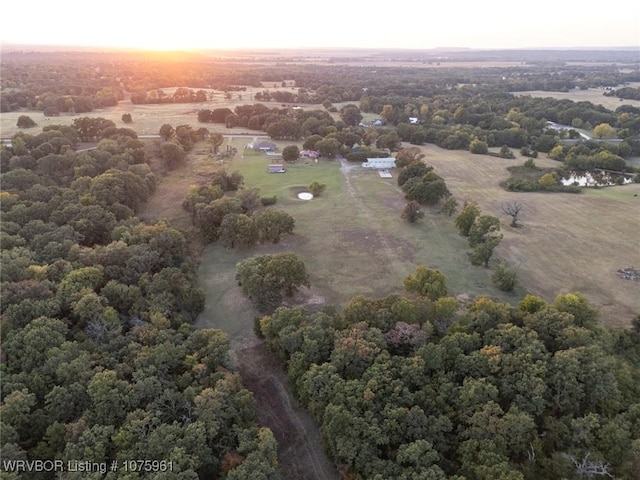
[231,336,339,480]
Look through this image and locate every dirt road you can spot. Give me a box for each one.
[231,336,339,480]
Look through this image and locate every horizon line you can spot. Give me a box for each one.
[2,42,639,54]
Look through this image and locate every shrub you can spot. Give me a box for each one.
[469,137,488,154]
[309,180,326,197]
[539,173,557,189]
[261,196,278,206]
[401,201,424,223]
[499,145,515,159]
[16,115,37,128]
[492,262,517,292]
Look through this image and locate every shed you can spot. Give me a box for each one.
[268,164,286,173]
[362,157,396,169]
[253,141,277,152]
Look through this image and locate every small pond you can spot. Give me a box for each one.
[560,170,634,187]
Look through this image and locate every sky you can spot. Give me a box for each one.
[2,0,639,51]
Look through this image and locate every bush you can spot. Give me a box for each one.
[469,137,489,154]
[539,173,557,189]
[261,196,278,206]
[492,262,517,292]
[16,115,37,128]
[499,145,515,159]
[309,180,326,197]
[253,316,265,338]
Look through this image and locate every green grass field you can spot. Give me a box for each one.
[193,143,531,336]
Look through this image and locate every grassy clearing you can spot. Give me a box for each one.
[141,136,638,332]
[136,127,638,332]
[0,85,305,139]
[193,146,528,336]
[420,144,640,328]
[514,83,640,112]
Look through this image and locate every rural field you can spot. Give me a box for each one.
[0,84,300,138]
[515,82,640,112]
[6,88,637,329]
[418,145,640,328]
[186,141,536,337]
[140,134,639,331]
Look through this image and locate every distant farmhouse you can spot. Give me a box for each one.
[246,140,278,152]
[362,157,396,169]
[300,150,319,159]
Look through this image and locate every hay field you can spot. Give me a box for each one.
[419,145,640,328]
[514,83,640,112]
[0,85,300,138]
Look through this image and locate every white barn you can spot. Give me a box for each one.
[362,157,396,169]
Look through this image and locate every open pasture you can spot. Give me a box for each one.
[142,136,639,333]
[193,143,533,336]
[0,84,300,138]
[514,83,640,112]
[419,144,640,328]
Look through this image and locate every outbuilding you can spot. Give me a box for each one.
[268,164,286,173]
[362,157,396,169]
[253,141,278,152]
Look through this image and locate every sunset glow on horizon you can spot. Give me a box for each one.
[2,0,639,52]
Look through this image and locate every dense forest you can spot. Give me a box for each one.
[0,123,280,479]
[2,50,640,479]
[258,285,640,479]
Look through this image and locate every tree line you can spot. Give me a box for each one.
[0,121,281,479]
[256,268,640,479]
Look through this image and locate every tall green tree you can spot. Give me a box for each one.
[209,132,224,154]
[282,145,300,162]
[455,201,481,237]
[468,215,502,248]
[237,253,310,312]
[255,209,295,243]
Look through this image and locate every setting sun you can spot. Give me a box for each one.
[2,0,638,51]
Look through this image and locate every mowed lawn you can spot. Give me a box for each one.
[194,140,534,337]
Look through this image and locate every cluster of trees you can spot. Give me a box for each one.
[504,159,585,193]
[455,201,503,269]
[397,157,451,208]
[182,172,295,248]
[154,123,212,171]
[236,253,310,313]
[5,50,640,156]
[257,269,640,479]
[393,147,451,223]
[130,87,209,105]
[549,140,632,172]
[604,86,640,101]
[0,121,281,479]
